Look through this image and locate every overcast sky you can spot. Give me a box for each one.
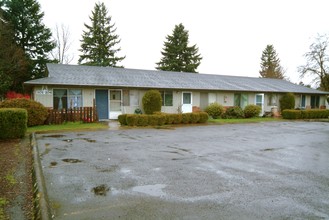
[38,0,329,85]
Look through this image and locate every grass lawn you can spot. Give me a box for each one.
[27,121,109,133]
[208,117,284,124]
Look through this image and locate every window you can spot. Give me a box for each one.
[300,95,306,109]
[310,95,320,109]
[68,89,82,108]
[161,91,173,106]
[53,89,67,110]
[53,89,82,110]
[267,94,277,106]
[234,93,248,109]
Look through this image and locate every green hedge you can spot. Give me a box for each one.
[282,109,329,119]
[0,98,48,126]
[0,108,27,139]
[118,112,209,126]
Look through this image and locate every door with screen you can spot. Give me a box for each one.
[109,90,122,119]
[182,92,192,113]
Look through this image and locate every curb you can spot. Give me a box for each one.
[31,133,52,220]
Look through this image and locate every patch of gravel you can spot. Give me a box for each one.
[0,136,34,220]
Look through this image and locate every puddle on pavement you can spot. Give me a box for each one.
[98,165,118,173]
[261,147,283,152]
[50,161,57,167]
[83,138,96,143]
[40,148,51,157]
[167,146,190,153]
[63,139,73,143]
[92,184,110,196]
[62,158,83,163]
[132,184,166,197]
[172,158,185,161]
[42,134,66,138]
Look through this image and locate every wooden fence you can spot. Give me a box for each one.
[47,107,98,124]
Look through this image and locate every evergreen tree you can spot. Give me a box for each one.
[79,2,125,67]
[1,0,55,79]
[156,23,202,73]
[0,7,28,96]
[259,45,285,79]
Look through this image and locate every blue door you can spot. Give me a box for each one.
[96,90,109,120]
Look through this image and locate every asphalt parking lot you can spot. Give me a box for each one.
[36,121,329,220]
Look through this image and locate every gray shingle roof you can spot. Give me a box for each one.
[24,63,329,95]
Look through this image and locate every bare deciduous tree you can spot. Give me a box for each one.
[298,34,329,91]
[51,24,74,64]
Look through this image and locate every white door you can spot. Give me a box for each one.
[182,92,192,113]
[109,90,122,119]
[255,93,264,116]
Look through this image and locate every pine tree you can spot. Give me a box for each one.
[259,45,285,79]
[79,2,125,67]
[156,23,202,73]
[2,0,55,79]
[0,7,28,96]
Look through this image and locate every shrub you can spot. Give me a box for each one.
[172,114,182,124]
[136,115,149,126]
[282,109,329,119]
[244,104,261,118]
[222,106,244,119]
[0,98,48,126]
[204,103,224,119]
[198,112,209,123]
[148,115,166,126]
[181,113,191,124]
[165,114,175,124]
[157,115,166,126]
[279,93,295,112]
[148,115,158,126]
[5,91,30,99]
[126,114,138,126]
[142,90,162,114]
[282,110,302,119]
[190,113,200,123]
[0,108,27,139]
[118,114,127,125]
[118,112,208,127]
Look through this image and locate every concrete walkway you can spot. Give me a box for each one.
[36,122,329,219]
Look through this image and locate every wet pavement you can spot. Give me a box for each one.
[36,121,329,219]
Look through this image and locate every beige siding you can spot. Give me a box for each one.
[83,89,94,107]
[33,87,53,107]
[221,93,234,106]
[193,92,200,107]
[32,86,328,114]
[248,93,256,106]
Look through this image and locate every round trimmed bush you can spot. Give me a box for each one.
[198,112,209,123]
[204,103,224,119]
[222,106,244,119]
[118,114,128,125]
[142,90,162,114]
[0,98,48,126]
[0,108,27,139]
[244,104,261,118]
[279,93,295,112]
[181,113,191,124]
[190,113,200,123]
